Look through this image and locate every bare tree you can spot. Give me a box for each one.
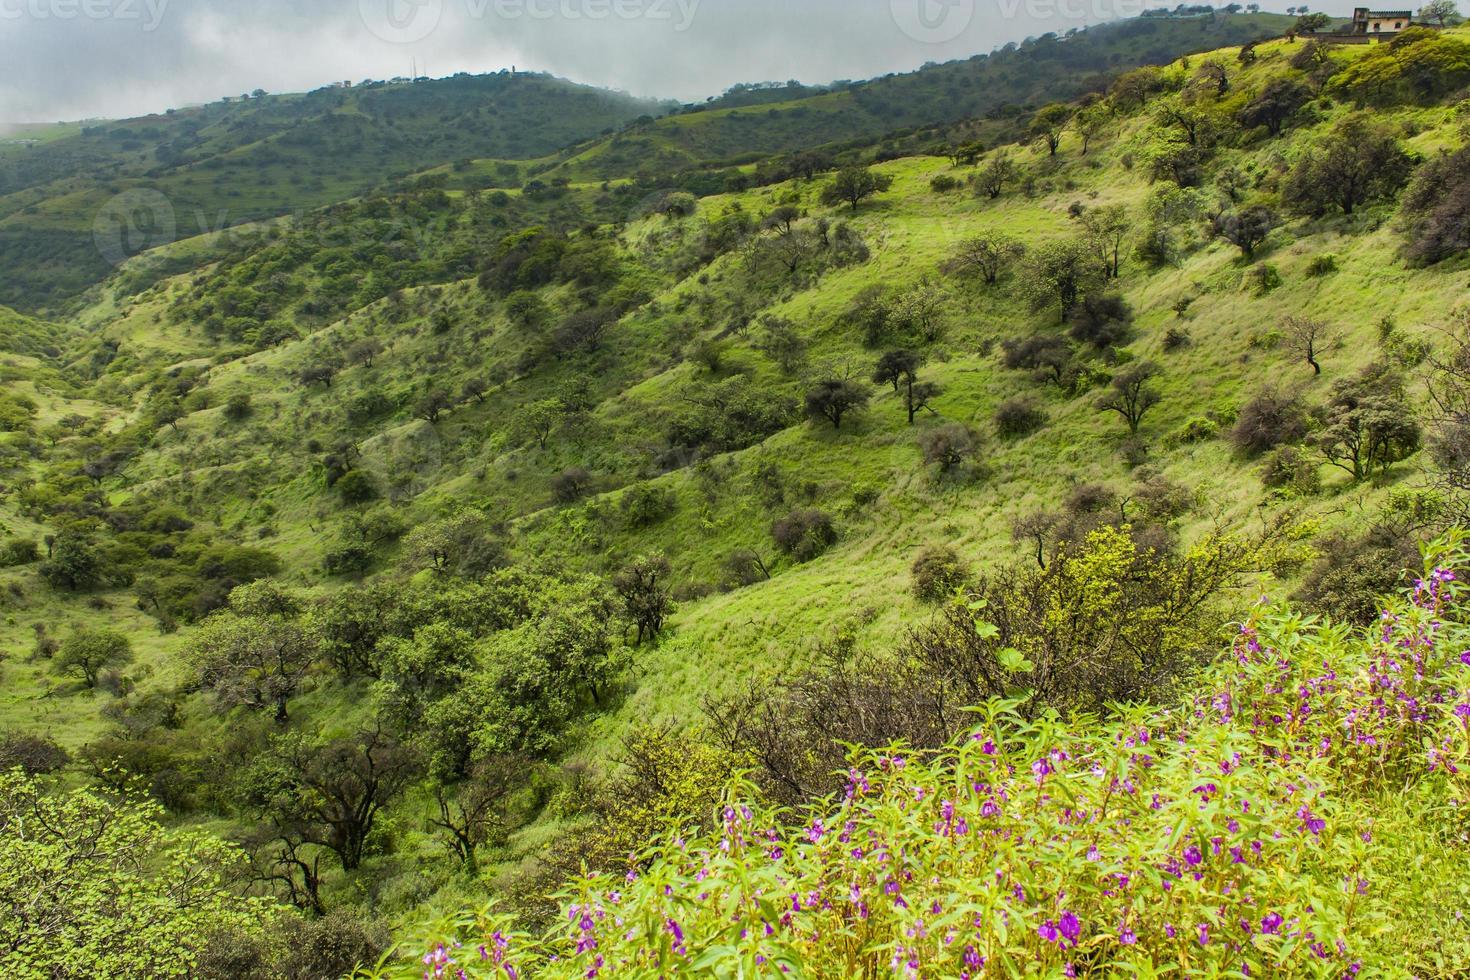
[1283,315,1336,376]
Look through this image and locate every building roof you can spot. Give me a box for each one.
[1363,10,1414,16]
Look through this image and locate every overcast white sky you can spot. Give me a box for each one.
[0,0,1333,124]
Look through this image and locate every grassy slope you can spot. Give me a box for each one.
[0,20,1466,919]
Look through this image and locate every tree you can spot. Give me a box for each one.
[402,510,504,577]
[1021,240,1107,323]
[0,771,269,979]
[298,364,337,389]
[1195,59,1231,97]
[241,726,422,875]
[615,555,675,645]
[1214,206,1279,259]
[461,377,490,404]
[977,153,1020,200]
[1295,11,1332,31]
[819,167,894,212]
[755,315,809,376]
[189,581,314,724]
[1030,103,1073,156]
[346,337,383,368]
[38,528,106,592]
[1284,114,1413,216]
[1097,362,1163,435]
[55,628,132,687]
[1313,366,1423,480]
[805,379,871,430]
[515,398,564,450]
[1073,104,1108,155]
[1419,0,1459,26]
[1399,143,1470,265]
[872,350,920,393]
[1282,315,1337,375]
[761,205,801,236]
[551,466,593,503]
[504,290,551,332]
[1081,204,1130,279]
[905,524,1273,717]
[1231,387,1309,455]
[430,755,524,873]
[944,232,1025,285]
[414,388,453,424]
[1238,78,1311,138]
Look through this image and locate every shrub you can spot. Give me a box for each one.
[551,467,593,504]
[1293,527,1419,626]
[1231,388,1308,456]
[917,423,982,476]
[771,509,837,562]
[993,398,1047,439]
[222,393,252,421]
[929,174,961,193]
[910,545,970,602]
[0,731,69,775]
[1243,262,1281,295]
[1306,253,1339,277]
[1400,143,1470,266]
[1066,292,1133,349]
[1167,416,1218,446]
[335,469,379,505]
[620,484,677,528]
[0,538,40,567]
[1261,445,1322,495]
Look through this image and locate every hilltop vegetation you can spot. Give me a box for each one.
[3,11,1470,979]
[0,12,1292,315]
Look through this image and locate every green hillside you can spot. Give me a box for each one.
[0,72,667,313]
[3,13,1470,980]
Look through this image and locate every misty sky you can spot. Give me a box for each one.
[0,0,1335,124]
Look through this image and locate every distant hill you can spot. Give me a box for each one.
[0,72,667,312]
[0,13,1290,314]
[538,12,1295,180]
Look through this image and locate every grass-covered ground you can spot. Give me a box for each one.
[2,17,1469,977]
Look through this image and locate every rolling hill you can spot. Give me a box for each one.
[3,11,1470,979]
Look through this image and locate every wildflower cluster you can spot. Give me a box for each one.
[370,540,1470,978]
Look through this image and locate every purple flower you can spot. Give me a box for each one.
[1038,920,1060,944]
[1059,910,1081,944]
[1183,845,1203,868]
[1261,913,1284,935]
[1118,927,1137,945]
[1197,923,1210,947]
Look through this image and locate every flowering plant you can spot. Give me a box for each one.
[369,537,1470,979]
